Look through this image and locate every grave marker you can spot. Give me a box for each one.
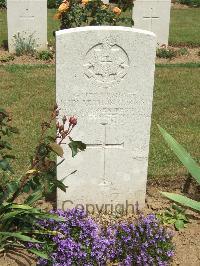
[56,26,156,213]
[133,0,171,46]
[7,0,47,53]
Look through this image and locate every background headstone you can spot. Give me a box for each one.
[133,0,171,46]
[7,0,47,53]
[102,0,109,4]
[56,26,156,213]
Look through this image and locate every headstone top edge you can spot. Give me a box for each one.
[55,26,156,38]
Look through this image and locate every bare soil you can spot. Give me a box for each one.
[0,177,199,266]
[1,46,200,66]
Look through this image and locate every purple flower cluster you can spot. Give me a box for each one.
[34,210,174,266]
[108,214,174,266]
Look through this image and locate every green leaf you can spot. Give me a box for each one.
[0,159,13,172]
[11,204,34,210]
[7,181,19,194]
[52,179,67,192]
[158,125,200,185]
[161,192,200,212]
[1,210,24,221]
[68,139,86,158]
[49,143,64,157]
[0,232,44,243]
[175,220,185,230]
[28,249,49,260]
[24,190,43,205]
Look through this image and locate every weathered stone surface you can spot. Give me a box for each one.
[133,0,171,46]
[7,0,47,53]
[56,26,156,213]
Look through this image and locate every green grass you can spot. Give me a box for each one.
[169,8,200,46]
[0,8,200,47]
[0,64,200,179]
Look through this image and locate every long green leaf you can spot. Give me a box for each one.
[24,190,43,205]
[1,210,24,221]
[0,232,44,243]
[158,125,200,185]
[161,192,200,212]
[28,248,49,260]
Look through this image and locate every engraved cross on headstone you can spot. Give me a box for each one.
[143,8,159,30]
[86,123,124,185]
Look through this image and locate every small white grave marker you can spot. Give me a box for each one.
[7,0,47,53]
[56,26,156,213]
[133,0,171,46]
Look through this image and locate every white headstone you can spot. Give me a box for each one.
[102,0,109,4]
[133,0,171,46]
[7,0,47,53]
[56,26,156,213]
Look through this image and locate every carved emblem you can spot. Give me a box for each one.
[84,40,129,85]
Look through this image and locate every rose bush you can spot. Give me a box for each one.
[54,0,133,29]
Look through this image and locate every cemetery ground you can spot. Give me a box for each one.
[0,64,200,266]
[0,4,200,266]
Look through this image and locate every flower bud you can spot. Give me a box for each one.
[62,115,67,124]
[69,116,77,126]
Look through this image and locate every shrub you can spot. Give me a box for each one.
[32,208,113,265]
[178,0,200,7]
[0,107,85,258]
[32,210,174,265]
[109,214,174,265]
[156,47,177,60]
[54,0,133,29]
[0,0,6,9]
[178,47,189,56]
[13,32,37,56]
[36,50,54,61]
[0,54,15,63]
[48,0,57,8]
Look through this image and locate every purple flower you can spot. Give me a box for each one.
[30,210,174,266]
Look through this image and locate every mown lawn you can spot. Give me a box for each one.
[169,8,200,46]
[0,8,200,47]
[0,64,200,179]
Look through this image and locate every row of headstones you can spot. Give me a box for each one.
[7,0,171,53]
[6,1,168,212]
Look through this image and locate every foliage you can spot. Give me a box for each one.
[198,50,200,57]
[48,0,58,9]
[31,210,174,265]
[54,0,133,29]
[13,32,37,56]
[177,47,189,56]
[156,47,177,60]
[158,125,200,212]
[0,106,85,257]
[0,0,6,9]
[157,204,189,231]
[0,108,19,174]
[178,0,200,7]
[0,54,15,63]
[36,50,54,61]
